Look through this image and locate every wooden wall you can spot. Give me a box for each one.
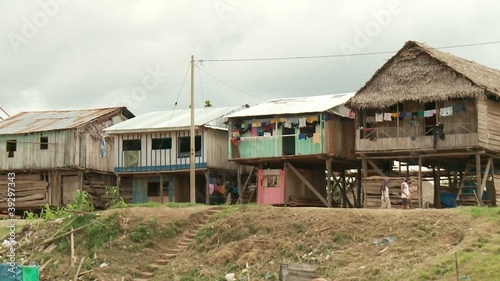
[284,167,326,204]
[0,127,118,173]
[0,173,48,210]
[204,129,239,171]
[0,130,76,170]
[114,129,209,171]
[324,117,355,159]
[478,97,500,152]
[363,176,420,208]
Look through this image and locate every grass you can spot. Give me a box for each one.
[0,219,36,240]
[413,207,500,281]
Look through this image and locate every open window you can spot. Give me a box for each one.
[123,139,141,151]
[40,136,48,150]
[147,182,160,196]
[178,136,201,158]
[6,140,16,158]
[152,138,172,150]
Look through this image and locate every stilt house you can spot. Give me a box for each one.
[346,40,500,208]
[104,107,244,205]
[225,93,360,207]
[0,107,134,211]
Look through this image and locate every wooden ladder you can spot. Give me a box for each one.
[237,167,257,204]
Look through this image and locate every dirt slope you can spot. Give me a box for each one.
[3,205,499,281]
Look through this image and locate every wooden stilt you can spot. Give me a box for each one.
[326,159,332,208]
[204,170,210,205]
[362,158,368,208]
[476,152,482,205]
[418,156,422,208]
[357,165,362,208]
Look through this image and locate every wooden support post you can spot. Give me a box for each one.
[159,174,164,204]
[362,158,368,208]
[286,162,328,207]
[418,156,422,208]
[433,166,441,208]
[237,164,242,205]
[116,175,121,191]
[396,102,400,138]
[480,157,492,201]
[204,170,210,205]
[476,152,482,205]
[341,170,351,208]
[357,165,362,208]
[326,159,332,208]
[492,160,496,206]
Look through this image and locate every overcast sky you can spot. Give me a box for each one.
[1,0,500,118]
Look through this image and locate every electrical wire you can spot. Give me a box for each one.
[198,40,500,62]
[195,65,267,101]
[167,62,191,127]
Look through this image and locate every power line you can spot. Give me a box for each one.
[195,65,267,101]
[168,62,191,127]
[198,40,500,62]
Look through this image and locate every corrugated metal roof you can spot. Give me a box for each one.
[104,106,244,134]
[225,93,355,118]
[0,107,131,135]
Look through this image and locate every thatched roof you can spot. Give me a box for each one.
[346,41,500,109]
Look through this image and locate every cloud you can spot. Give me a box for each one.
[1,0,500,116]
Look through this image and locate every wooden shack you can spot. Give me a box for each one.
[346,40,500,208]
[104,106,244,204]
[225,93,360,207]
[0,107,134,211]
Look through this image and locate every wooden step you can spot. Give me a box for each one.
[161,253,178,259]
[146,264,161,271]
[156,259,169,265]
[136,271,154,278]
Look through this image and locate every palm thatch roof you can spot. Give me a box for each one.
[346,40,500,109]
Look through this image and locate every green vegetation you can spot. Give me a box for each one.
[415,207,500,281]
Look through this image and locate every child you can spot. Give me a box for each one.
[380,179,391,209]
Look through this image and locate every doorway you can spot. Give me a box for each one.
[282,127,295,156]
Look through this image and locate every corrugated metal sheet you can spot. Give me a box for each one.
[0,107,129,135]
[104,106,244,134]
[225,93,355,118]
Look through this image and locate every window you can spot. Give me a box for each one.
[40,136,48,150]
[6,140,16,158]
[152,138,172,150]
[178,136,201,158]
[148,182,160,196]
[123,139,141,151]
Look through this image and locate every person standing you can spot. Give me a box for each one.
[401,177,410,209]
[380,179,391,209]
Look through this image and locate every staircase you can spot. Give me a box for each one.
[240,184,256,204]
[455,157,494,206]
[131,207,223,281]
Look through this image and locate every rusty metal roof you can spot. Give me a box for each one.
[0,107,133,135]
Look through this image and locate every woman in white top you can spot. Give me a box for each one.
[401,177,410,209]
[380,179,391,209]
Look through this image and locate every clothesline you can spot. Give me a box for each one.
[370,104,466,123]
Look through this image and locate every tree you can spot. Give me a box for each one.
[204,100,212,107]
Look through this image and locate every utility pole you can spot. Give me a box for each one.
[190,55,196,203]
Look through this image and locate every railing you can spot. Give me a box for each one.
[231,133,323,159]
[360,123,475,140]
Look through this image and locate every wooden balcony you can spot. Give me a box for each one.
[356,123,478,153]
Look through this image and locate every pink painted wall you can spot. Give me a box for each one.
[257,169,285,205]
